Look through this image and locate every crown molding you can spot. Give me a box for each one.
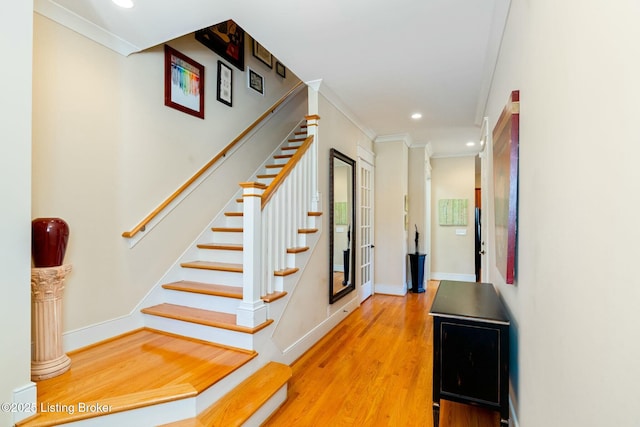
[374,133,413,147]
[35,0,140,56]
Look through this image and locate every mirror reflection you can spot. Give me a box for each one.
[329,149,356,303]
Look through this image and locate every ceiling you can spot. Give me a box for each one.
[34,0,510,157]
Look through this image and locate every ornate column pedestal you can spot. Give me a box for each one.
[31,264,72,381]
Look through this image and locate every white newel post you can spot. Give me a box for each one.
[237,182,268,327]
[306,80,322,213]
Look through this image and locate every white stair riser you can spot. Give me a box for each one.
[265,166,284,175]
[224,215,243,228]
[180,268,243,286]
[211,231,243,245]
[258,177,275,186]
[271,157,290,165]
[160,289,240,314]
[243,385,288,427]
[142,315,256,350]
[57,396,196,427]
[197,248,243,264]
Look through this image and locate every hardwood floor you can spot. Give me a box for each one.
[18,328,257,427]
[263,281,499,427]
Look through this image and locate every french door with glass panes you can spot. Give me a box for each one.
[358,149,375,302]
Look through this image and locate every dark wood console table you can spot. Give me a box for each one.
[429,280,510,427]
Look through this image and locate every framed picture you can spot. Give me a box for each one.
[248,68,264,95]
[195,20,245,71]
[252,40,273,68]
[276,61,286,78]
[492,90,520,284]
[164,45,205,119]
[216,61,232,107]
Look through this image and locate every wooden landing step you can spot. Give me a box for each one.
[142,303,273,333]
[16,328,256,427]
[159,362,292,427]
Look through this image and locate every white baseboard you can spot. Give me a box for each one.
[63,312,142,353]
[280,297,359,364]
[12,382,37,424]
[430,272,476,282]
[374,283,408,296]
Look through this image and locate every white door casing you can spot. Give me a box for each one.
[479,117,492,283]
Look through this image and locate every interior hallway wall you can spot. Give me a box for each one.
[484,0,640,425]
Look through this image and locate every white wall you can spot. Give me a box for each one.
[0,4,35,426]
[430,156,476,281]
[485,0,640,425]
[32,14,301,333]
[373,139,409,295]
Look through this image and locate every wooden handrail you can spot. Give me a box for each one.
[122,81,305,238]
[261,135,314,209]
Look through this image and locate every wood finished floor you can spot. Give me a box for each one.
[18,328,257,427]
[263,280,499,427]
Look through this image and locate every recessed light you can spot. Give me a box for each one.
[112,0,134,8]
[466,141,475,147]
[411,113,422,120]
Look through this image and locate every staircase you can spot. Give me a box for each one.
[18,121,321,427]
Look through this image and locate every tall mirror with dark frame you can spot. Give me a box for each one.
[329,148,356,303]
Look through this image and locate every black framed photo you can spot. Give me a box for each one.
[247,68,264,95]
[216,61,232,107]
[276,61,286,78]
[252,40,273,68]
[195,20,245,71]
[164,45,205,119]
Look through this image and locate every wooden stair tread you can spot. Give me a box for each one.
[265,164,285,169]
[163,281,243,299]
[281,146,301,151]
[160,362,291,427]
[261,291,287,303]
[288,137,306,142]
[181,261,243,272]
[16,328,256,427]
[197,242,243,251]
[274,267,299,277]
[299,228,319,234]
[142,304,273,333]
[211,226,242,232]
[274,154,293,159]
[224,211,243,217]
[257,173,278,179]
[287,246,309,254]
[308,211,323,216]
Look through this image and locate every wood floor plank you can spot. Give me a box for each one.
[263,281,500,427]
